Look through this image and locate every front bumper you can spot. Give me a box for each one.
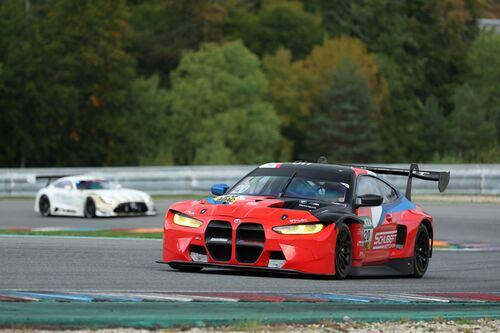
[95,201,157,217]
[162,218,342,275]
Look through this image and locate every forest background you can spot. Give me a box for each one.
[1,0,499,167]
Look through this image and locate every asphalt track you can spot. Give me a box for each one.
[0,199,499,293]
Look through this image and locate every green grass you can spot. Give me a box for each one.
[0,196,33,201]
[0,229,162,239]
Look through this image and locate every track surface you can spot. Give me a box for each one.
[0,199,499,293]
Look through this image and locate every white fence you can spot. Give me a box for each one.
[0,164,499,197]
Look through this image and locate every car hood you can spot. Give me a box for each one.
[170,195,353,224]
[83,188,149,203]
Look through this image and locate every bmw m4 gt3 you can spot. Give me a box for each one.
[159,161,449,279]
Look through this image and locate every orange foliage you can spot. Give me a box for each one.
[89,95,103,108]
[302,37,388,109]
[70,129,80,142]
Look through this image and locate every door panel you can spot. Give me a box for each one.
[355,176,397,263]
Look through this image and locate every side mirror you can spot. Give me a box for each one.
[211,183,229,196]
[355,194,383,208]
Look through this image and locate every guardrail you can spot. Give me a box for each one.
[0,164,499,197]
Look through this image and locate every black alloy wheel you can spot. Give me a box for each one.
[39,195,51,217]
[413,224,431,278]
[334,223,352,280]
[168,263,203,273]
[84,198,96,218]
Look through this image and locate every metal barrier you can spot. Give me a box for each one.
[0,164,499,197]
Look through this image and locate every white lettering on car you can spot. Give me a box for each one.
[372,230,397,249]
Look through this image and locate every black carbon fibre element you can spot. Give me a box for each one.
[236,223,265,263]
[205,221,232,262]
[113,202,147,213]
[396,225,407,248]
[159,260,314,276]
[349,257,414,276]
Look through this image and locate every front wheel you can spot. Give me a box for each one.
[39,195,51,217]
[84,198,96,218]
[334,223,352,280]
[413,224,431,278]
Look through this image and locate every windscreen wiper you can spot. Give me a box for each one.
[278,172,296,198]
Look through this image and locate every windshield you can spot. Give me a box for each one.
[228,175,349,203]
[76,180,112,190]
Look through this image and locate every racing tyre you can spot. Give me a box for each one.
[334,223,352,280]
[84,198,96,218]
[413,224,431,278]
[39,195,51,217]
[168,263,203,273]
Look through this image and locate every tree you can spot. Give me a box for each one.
[129,0,225,84]
[465,31,500,143]
[262,48,311,160]
[302,0,481,162]
[0,0,137,167]
[418,96,450,160]
[117,75,171,165]
[224,0,325,60]
[449,84,496,160]
[168,41,280,165]
[304,59,382,163]
[303,37,388,109]
[0,0,59,167]
[262,37,386,160]
[41,0,136,166]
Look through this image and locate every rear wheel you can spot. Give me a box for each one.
[168,263,203,273]
[39,195,50,217]
[84,198,96,218]
[334,223,352,280]
[413,224,431,278]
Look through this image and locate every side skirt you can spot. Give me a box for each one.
[349,257,414,277]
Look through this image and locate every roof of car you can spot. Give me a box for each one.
[53,174,106,183]
[259,162,356,174]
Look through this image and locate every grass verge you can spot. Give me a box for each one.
[0,229,162,239]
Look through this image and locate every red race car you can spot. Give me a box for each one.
[159,160,450,279]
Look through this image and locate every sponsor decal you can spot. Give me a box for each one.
[185,210,196,216]
[372,230,397,249]
[289,218,308,223]
[259,163,282,168]
[298,200,319,209]
[210,237,228,242]
[360,216,374,250]
[213,195,242,204]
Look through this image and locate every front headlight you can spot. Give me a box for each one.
[273,223,324,235]
[97,196,115,205]
[173,213,203,228]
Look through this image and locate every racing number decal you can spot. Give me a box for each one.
[359,216,373,250]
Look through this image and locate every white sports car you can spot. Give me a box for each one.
[34,175,157,218]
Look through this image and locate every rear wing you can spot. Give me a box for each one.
[26,175,72,186]
[318,158,450,201]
